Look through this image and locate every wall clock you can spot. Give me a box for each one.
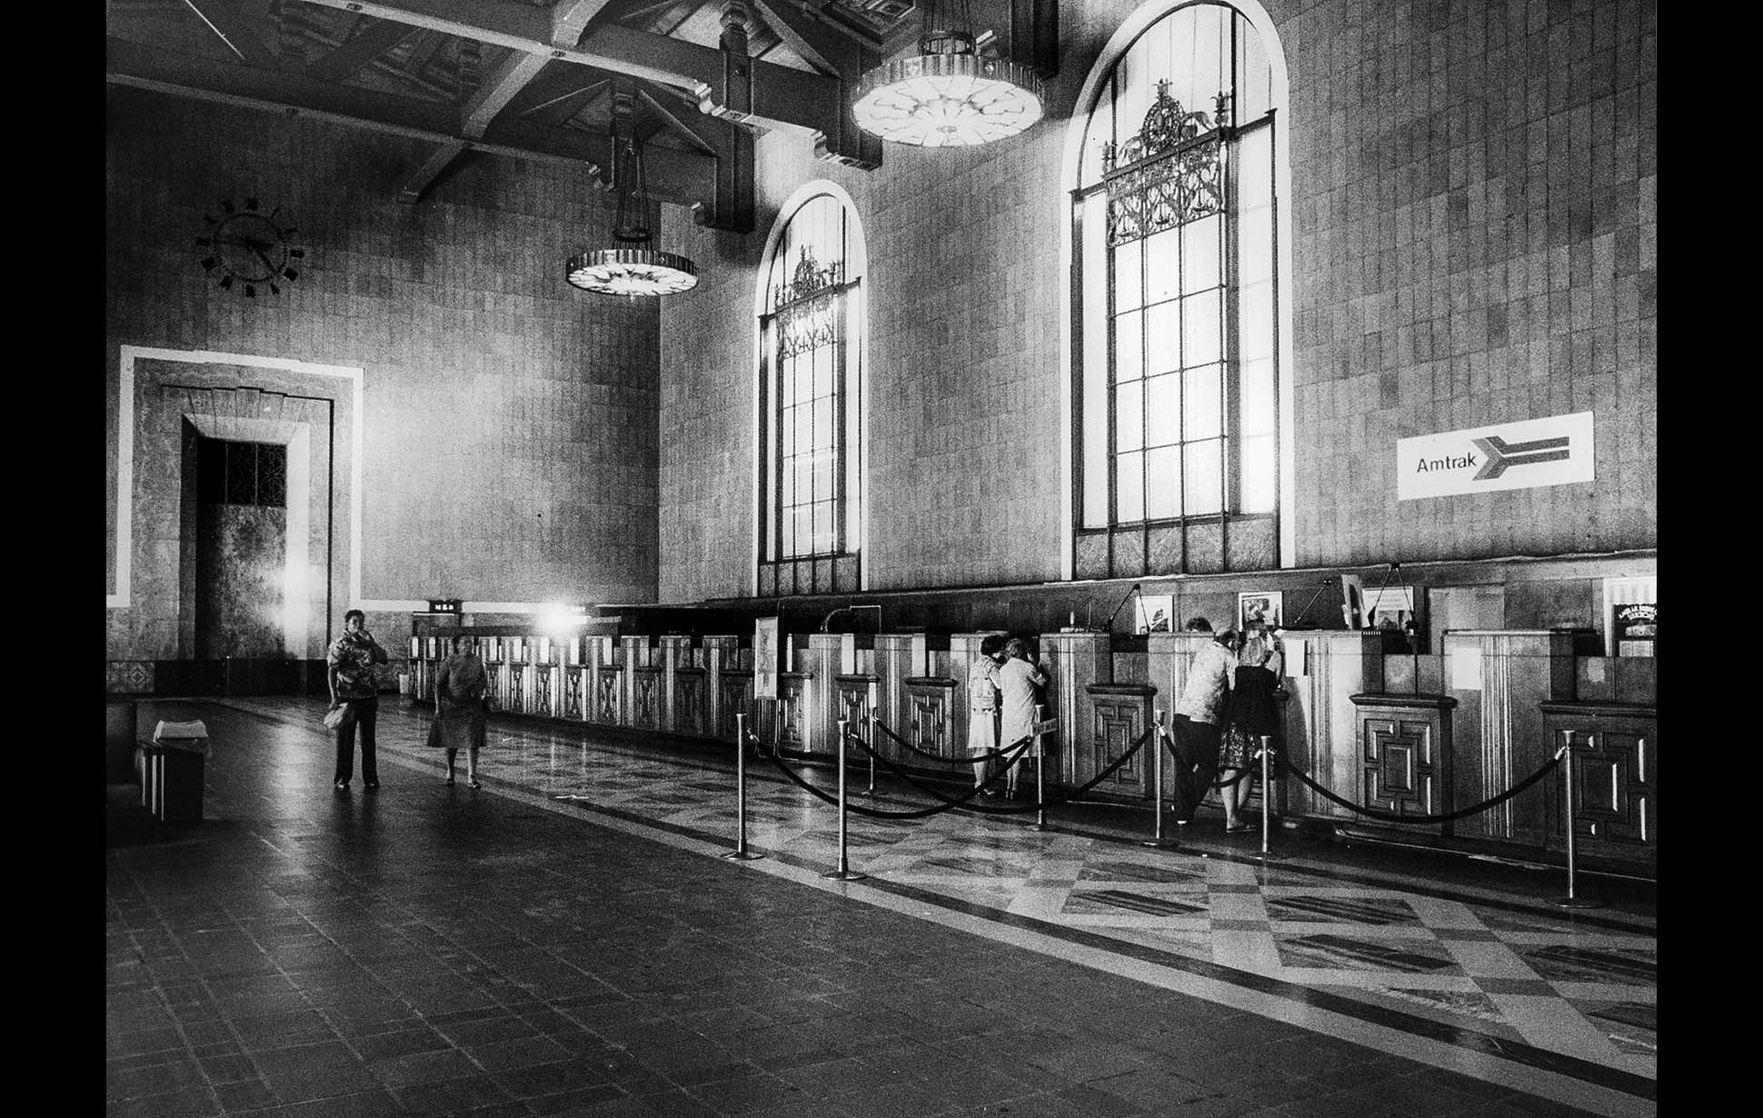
[196,197,303,297]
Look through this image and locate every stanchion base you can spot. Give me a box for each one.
[1141,838,1179,849]
[820,869,868,881]
[1551,896,1600,909]
[1251,849,1289,861]
[722,850,765,861]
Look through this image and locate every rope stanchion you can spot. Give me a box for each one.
[820,718,866,881]
[863,712,876,796]
[1142,710,1177,849]
[1033,704,1049,831]
[1552,734,1598,910]
[722,713,764,862]
[1253,738,1283,861]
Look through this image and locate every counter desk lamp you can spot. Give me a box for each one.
[567,89,698,297]
[852,0,1045,147]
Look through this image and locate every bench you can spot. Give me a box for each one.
[137,720,211,825]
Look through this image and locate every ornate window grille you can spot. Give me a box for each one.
[1072,2,1281,579]
[758,193,864,596]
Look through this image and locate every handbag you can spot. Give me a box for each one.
[323,702,356,731]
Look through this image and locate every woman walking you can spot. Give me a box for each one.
[431,633,489,788]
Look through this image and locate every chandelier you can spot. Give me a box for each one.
[567,89,698,297]
[852,0,1044,147]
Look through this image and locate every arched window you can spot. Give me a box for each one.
[1072,1,1285,577]
[757,188,865,596]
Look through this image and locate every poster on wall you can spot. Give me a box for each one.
[1237,591,1283,631]
[1363,586,1416,633]
[1613,603,1656,657]
[1397,412,1595,500]
[754,616,780,700]
[1135,594,1174,633]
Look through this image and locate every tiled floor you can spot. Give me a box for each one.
[107,697,1656,1117]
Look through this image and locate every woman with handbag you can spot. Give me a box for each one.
[1217,620,1283,832]
[431,633,489,788]
[327,609,389,791]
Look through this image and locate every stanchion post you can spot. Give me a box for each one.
[864,711,876,796]
[821,717,866,881]
[723,712,764,861]
[1252,736,1287,861]
[1552,732,1597,909]
[1034,703,1048,831]
[1143,710,1176,848]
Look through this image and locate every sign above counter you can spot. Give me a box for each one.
[1397,412,1595,500]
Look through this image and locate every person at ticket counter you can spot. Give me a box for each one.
[1167,627,1241,824]
[432,634,489,789]
[327,609,389,792]
[967,635,1007,795]
[998,638,1049,798]
[1219,621,1283,833]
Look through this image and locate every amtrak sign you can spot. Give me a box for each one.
[1397,412,1594,500]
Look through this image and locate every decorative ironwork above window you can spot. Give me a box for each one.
[774,247,844,312]
[1102,82,1231,246]
[773,247,846,361]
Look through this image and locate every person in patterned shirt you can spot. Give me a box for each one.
[327,609,388,792]
[1166,627,1240,823]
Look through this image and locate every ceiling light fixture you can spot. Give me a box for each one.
[567,89,698,297]
[851,0,1044,147]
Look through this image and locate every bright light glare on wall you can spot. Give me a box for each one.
[283,566,309,654]
[541,604,590,633]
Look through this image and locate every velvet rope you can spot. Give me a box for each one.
[1283,753,1562,824]
[848,724,1157,817]
[868,714,1032,764]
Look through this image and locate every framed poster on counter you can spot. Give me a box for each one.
[1363,585,1416,633]
[754,616,780,700]
[1237,591,1283,631]
[1135,594,1174,633]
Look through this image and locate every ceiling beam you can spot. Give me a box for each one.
[506,67,612,124]
[396,141,468,203]
[745,0,879,169]
[181,0,277,66]
[106,35,716,208]
[398,0,615,203]
[1010,0,1059,79]
[294,0,847,144]
[304,17,419,83]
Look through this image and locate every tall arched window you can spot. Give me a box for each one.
[1072,1,1285,577]
[757,188,865,596]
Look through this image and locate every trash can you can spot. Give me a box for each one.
[146,720,211,824]
[106,700,138,783]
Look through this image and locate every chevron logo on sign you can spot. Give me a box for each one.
[1470,435,1572,480]
[1398,413,1594,500]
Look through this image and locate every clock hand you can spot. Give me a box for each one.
[251,247,278,273]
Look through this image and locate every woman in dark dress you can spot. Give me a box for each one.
[1218,621,1283,832]
[431,634,489,788]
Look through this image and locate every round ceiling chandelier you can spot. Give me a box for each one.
[852,0,1044,147]
[566,245,698,297]
[567,88,698,297]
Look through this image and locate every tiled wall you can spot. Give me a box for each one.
[107,88,661,662]
[1284,0,1656,564]
[657,0,1656,602]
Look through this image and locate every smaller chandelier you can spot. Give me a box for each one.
[852,0,1044,147]
[567,93,698,297]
